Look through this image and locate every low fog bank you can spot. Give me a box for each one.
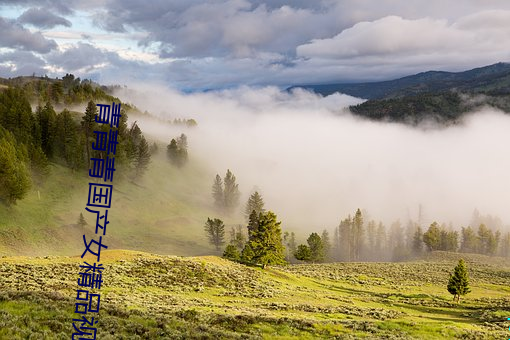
[116,85,510,231]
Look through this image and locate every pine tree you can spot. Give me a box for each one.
[212,174,224,211]
[366,220,377,259]
[307,232,325,263]
[81,100,97,168]
[352,209,364,261]
[376,222,387,259]
[321,229,331,262]
[247,210,260,241]
[412,226,423,254]
[447,259,471,303]
[294,244,312,262]
[229,225,246,251]
[460,226,478,253]
[223,169,240,214]
[78,213,87,226]
[223,244,240,262]
[0,131,31,205]
[134,135,151,179]
[338,216,352,261]
[245,211,286,268]
[36,102,57,158]
[240,243,255,264]
[283,231,297,262]
[244,191,265,220]
[423,222,441,251]
[204,218,225,251]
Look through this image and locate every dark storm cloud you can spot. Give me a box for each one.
[0,16,57,53]
[18,7,72,29]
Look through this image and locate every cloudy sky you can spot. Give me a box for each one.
[1,0,510,90]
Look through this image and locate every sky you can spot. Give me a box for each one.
[1,0,510,90]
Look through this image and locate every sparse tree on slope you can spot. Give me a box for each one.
[204,218,225,251]
[447,259,470,303]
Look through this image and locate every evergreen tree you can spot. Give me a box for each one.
[134,135,151,179]
[0,130,31,205]
[307,232,325,263]
[366,220,377,259]
[460,226,478,253]
[247,210,259,241]
[229,225,246,251]
[423,222,441,251]
[447,259,471,303]
[338,216,352,261]
[36,102,57,158]
[332,227,341,261]
[352,209,364,261]
[150,141,159,155]
[81,100,97,168]
[321,229,331,262]
[55,109,81,169]
[499,232,510,258]
[204,218,225,251]
[166,135,188,167]
[240,243,255,264]
[245,211,286,268]
[245,191,265,220]
[212,174,224,211]
[223,244,240,262]
[376,222,387,256]
[223,169,240,214]
[78,213,87,226]
[412,226,423,254]
[283,231,297,262]
[294,244,312,262]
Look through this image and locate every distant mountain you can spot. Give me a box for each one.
[289,62,510,100]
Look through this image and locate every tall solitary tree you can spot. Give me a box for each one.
[447,259,471,303]
[204,218,225,251]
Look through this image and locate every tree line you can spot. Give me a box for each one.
[295,209,510,263]
[0,81,152,205]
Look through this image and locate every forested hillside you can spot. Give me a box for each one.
[290,63,510,124]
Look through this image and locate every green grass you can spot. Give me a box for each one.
[0,152,228,257]
[0,250,509,339]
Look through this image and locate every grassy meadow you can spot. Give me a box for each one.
[1,250,509,339]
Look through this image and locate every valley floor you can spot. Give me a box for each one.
[0,250,509,339]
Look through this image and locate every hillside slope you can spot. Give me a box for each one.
[0,152,223,257]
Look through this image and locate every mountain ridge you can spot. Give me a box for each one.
[289,62,510,100]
